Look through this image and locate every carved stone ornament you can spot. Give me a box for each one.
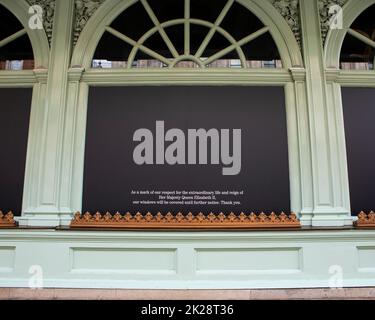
[0,211,16,228]
[319,0,348,45]
[74,0,106,45]
[27,0,55,44]
[355,211,375,228]
[70,211,301,229]
[269,0,301,48]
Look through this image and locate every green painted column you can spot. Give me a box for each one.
[299,0,352,226]
[19,0,76,227]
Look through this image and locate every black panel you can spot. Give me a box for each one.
[83,86,290,214]
[0,88,32,215]
[342,88,375,214]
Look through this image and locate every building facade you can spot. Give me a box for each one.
[0,0,374,289]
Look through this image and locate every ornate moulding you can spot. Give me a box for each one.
[70,212,301,229]
[26,0,55,44]
[0,212,16,228]
[269,0,301,48]
[319,0,348,45]
[356,211,375,228]
[74,0,106,45]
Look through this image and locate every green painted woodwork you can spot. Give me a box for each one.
[0,0,374,228]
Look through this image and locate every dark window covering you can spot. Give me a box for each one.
[83,86,290,214]
[0,88,32,215]
[342,88,375,214]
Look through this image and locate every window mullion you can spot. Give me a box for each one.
[0,29,26,49]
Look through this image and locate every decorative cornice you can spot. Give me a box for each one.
[70,212,301,229]
[319,0,348,45]
[289,67,306,81]
[68,67,85,81]
[33,68,49,83]
[0,212,16,228]
[325,68,341,81]
[269,0,301,48]
[355,211,375,228]
[27,0,55,45]
[74,0,106,46]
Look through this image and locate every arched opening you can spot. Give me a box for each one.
[79,0,296,219]
[92,0,282,69]
[335,2,375,215]
[0,4,34,70]
[340,3,375,70]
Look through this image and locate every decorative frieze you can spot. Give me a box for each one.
[27,0,55,44]
[74,0,106,45]
[269,0,302,48]
[356,211,375,228]
[0,211,16,228]
[70,211,301,229]
[319,0,348,45]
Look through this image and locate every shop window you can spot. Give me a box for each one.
[92,0,282,69]
[0,88,32,215]
[342,88,375,215]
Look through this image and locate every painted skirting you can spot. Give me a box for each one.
[0,229,375,289]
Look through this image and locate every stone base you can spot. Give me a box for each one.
[1,288,374,300]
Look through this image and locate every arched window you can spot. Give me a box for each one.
[340,3,375,70]
[0,4,34,70]
[337,3,375,215]
[92,0,282,69]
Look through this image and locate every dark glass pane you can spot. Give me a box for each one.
[202,32,235,59]
[342,88,375,215]
[93,31,133,62]
[221,1,264,41]
[143,32,171,58]
[190,0,229,23]
[190,24,210,56]
[340,4,375,69]
[0,4,24,39]
[0,88,32,216]
[242,32,281,61]
[110,1,154,41]
[164,24,184,55]
[148,0,184,22]
[0,5,33,62]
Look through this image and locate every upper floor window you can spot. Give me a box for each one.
[340,4,375,71]
[92,0,282,69]
[0,4,34,71]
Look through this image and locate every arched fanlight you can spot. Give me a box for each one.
[340,3,375,70]
[92,0,282,69]
[0,4,34,70]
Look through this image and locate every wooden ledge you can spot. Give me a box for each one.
[70,212,300,230]
[0,211,16,228]
[355,211,375,228]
